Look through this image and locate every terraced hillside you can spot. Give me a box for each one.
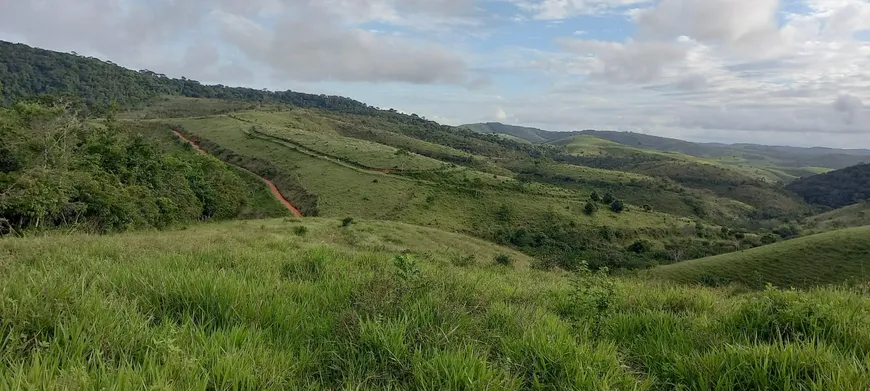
[648,226,870,289]
[3,219,870,389]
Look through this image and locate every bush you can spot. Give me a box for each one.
[610,200,625,213]
[293,226,308,236]
[341,217,355,227]
[494,253,513,267]
[584,202,598,215]
[590,191,601,202]
[602,192,615,204]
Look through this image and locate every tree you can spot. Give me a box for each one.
[584,202,598,215]
[602,192,615,204]
[610,200,625,213]
[642,204,653,212]
[590,191,601,202]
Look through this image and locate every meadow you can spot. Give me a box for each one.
[648,226,870,289]
[2,219,869,389]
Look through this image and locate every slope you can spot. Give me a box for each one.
[461,122,578,143]
[648,226,870,289]
[787,163,870,208]
[806,201,870,233]
[3,219,870,389]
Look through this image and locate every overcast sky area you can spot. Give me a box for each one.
[1,0,869,148]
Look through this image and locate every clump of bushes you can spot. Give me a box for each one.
[293,226,308,236]
[494,253,513,267]
[341,217,355,227]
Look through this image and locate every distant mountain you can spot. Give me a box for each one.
[461,122,870,172]
[787,163,870,208]
[461,122,580,143]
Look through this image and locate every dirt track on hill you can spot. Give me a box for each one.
[172,130,303,217]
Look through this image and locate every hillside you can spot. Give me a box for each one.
[3,219,870,389]
[461,122,578,143]
[0,102,288,234]
[647,226,870,289]
[462,122,869,181]
[806,201,870,233]
[787,163,870,208]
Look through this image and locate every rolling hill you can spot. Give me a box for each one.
[806,201,870,233]
[647,226,870,289]
[787,163,870,208]
[462,122,870,181]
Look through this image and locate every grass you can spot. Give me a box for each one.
[806,201,870,233]
[2,219,870,389]
[647,226,870,289]
[167,115,689,234]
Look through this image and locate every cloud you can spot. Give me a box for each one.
[213,10,469,84]
[557,38,689,83]
[0,0,472,86]
[511,0,652,19]
[834,94,866,125]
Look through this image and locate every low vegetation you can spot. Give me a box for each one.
[648,226,870,289]
[2,220,869,389]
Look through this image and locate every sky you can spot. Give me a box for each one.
[1,0,869,148]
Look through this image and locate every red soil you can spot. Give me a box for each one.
[172,131,303,217]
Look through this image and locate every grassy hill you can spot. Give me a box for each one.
[3,219,870,389]
[787,163,870,208]
[647,226,870,289]
[806,201,870,233]
[461,122,577,143]
[461,122,869,181]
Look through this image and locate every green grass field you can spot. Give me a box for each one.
[806,201,870,233]
[166,115,689,234]
[647,226,870,289]
[2,219,870,389]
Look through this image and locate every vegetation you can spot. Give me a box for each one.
[0,101,284,234]
[787,163,870,208]
[805,201,870,233]
[2,219,870,389]
[648,226,870,289]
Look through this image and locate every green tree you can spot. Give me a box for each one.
[610,200,625,213]
[603,192,615,204]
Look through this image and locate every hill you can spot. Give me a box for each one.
[0,101,288,234]
[806,201,870,233]
[647,226,870,289]
[3,219,870,389]
[461,122,870,180]
[461,122,578,143]
[787,163,870,208]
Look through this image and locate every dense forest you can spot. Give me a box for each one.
[0,100,256,234]
[787,163,870,208]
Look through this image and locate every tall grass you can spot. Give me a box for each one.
[1,218,869,389]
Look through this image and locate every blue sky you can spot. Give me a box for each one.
[1,0,870,148]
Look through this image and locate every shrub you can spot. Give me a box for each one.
[293,226,308,236]
[642,204,653,212]
[494,253,513,267]
[590,191,601,202]
[610,200,625,213]
[584,202,598,215]
[602,192,615,204]
[341,217,355,227]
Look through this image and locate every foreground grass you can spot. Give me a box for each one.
[648,226,870,289]
[2,219,869,389]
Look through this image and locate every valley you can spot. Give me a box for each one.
[2,40,870,389]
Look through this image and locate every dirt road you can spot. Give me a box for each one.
[172,130,303,217]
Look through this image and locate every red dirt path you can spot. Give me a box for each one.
[172,130,303,217]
